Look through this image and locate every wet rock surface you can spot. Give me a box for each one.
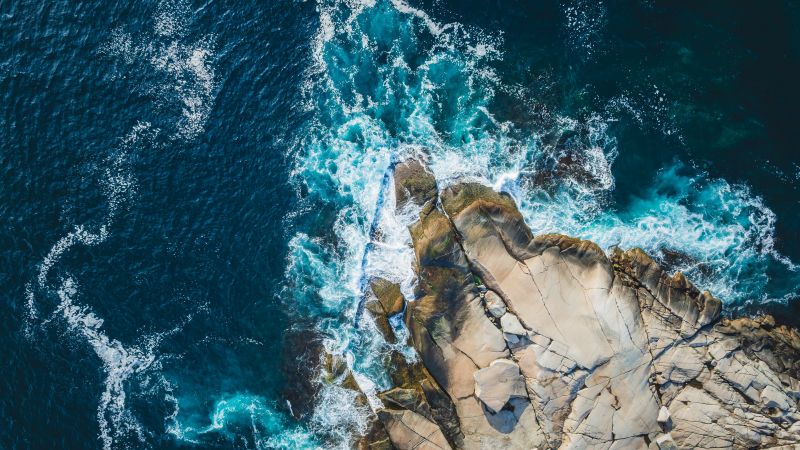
[358,159,800,449]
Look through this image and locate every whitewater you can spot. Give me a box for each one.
[286,0,800,446]
[14,0,799,449]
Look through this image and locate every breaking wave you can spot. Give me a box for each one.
[520,162,799,305]
[21,0,798,448]
[167,393,319,448]
[288,0,799,445]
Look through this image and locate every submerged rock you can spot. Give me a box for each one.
[360,159,800,450]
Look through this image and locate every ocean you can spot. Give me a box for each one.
[2,0,799,448]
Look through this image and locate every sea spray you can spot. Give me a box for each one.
[291,0,799,446]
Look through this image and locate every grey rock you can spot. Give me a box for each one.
[484,290,506,318]
[473,359,528,414]
[500,312,526,346]
[655,433,677,450]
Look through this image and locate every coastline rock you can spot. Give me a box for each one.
[473,359,528,413]
[483,290,506,318]
[393,159,438,214]
[366,278,405,343]
[363,159,800,450]
[371,278,405,317]
[383,350,464,447]
[377,409,451,450]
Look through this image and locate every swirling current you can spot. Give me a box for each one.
[2,0,800,448]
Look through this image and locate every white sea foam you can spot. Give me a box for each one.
[25,124,149,337]
[607,85,681,140]
[102,1,216,141]
[518,164,798,304]
[25,4,216,449]
[32,123,151,297]
[293,2,800,446]
[154,0,190,37]
[562,0,607,59]
[150,42,216,139]
[291,0,524,444]
[309,376,372,449]
[389,0,445,36]
[165,393,320,449]
[53,277,173,450]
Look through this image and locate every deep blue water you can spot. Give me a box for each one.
[2,1,799,449]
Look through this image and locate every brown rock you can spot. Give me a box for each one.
[366,301,396,343]
[384,353,464,448]
[365,279,405,344]
[377,409,452,450]
[394,159,438,213]
[356,417,394,450]
[378,160,800,449]
[371,278,405,317]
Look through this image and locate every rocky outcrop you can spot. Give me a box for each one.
[366,278,406,343]
[360,159,800,449]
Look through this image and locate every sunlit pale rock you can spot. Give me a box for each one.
[362,159,800,450]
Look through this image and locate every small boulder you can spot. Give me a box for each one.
[655,433,677,450]
[484,290,506,318]
[500,312,526,345]
[657,406,672,431]
[473,359,528,414]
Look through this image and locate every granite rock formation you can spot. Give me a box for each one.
[359,159,800,450]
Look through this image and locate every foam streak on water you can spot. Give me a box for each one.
[24,2,219,448]
[53,276,178,450]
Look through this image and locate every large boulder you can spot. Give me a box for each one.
[398,164,546,448]
[473,359,528,413]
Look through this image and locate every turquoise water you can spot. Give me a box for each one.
[2,0,800,448]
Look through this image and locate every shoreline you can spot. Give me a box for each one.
[336,158,800,449]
